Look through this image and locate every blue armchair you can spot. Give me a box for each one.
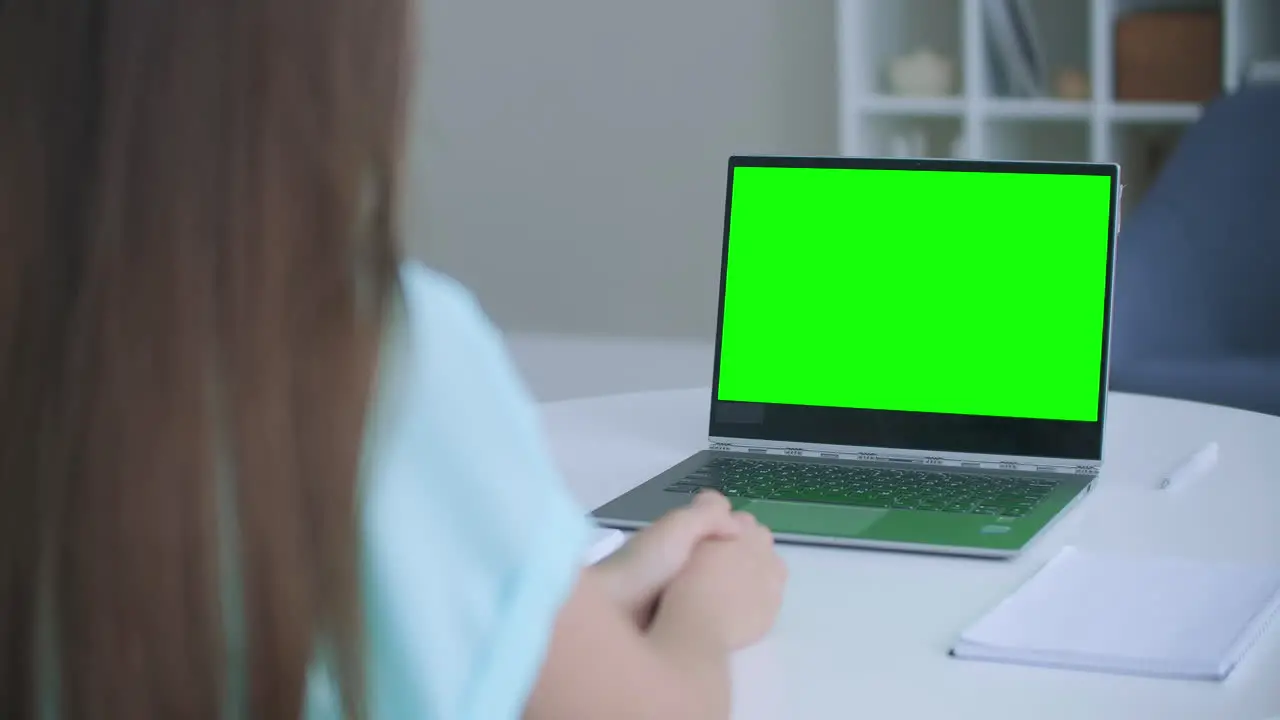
[1109,83,1280,416]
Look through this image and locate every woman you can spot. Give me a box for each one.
[0,0,786,718]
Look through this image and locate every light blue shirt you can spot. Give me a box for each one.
[310,262,593,718]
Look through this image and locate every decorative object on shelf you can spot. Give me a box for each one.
[1054,68,1091,101]
[1115,11,1221,102]
[1244,59,1280,86]
[886,48,956,97]
[982,0,1046,97]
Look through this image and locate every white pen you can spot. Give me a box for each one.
[583,527,626,565]
[1158,441,1219,491]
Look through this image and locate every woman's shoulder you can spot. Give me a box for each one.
[396,261,478,315]
[365,260,533,472]
[394,261,494,345]
[369,261,511,421]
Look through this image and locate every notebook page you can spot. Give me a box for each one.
[962,546,1280,667]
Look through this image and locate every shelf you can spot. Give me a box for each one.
[1229,0,1280,89]
[861,98,1200,123]
[849,0,962,96]
[985,120,1090,162]
[839,0,1265,163]
[862,115,965,159]
[861,95,966,116]
[984,98,1092,119]
[1107,102,1203,123]
[983,0,1092,100]
[859,98,1199,124]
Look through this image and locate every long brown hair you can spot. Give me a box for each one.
[0,0,410,716]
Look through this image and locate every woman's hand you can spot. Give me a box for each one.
[589,491,744,629]
[649,512,787,653]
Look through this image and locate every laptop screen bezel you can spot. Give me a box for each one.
[708,155,1120,462]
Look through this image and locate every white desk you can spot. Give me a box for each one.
[541,387,1280,720]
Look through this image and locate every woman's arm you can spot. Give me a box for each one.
[378,267,781,718]
[525,508,786,720]
[523,565,731,720]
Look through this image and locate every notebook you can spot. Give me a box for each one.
[952,545,1280,680]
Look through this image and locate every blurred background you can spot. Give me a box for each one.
[402,0,1280,412]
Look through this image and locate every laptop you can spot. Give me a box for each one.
[592,155,1121,558]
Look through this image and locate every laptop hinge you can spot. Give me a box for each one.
[707,441,1099,476]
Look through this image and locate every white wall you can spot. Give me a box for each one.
[404,0,838,339]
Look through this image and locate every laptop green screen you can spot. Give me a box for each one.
[716,165,1113,423]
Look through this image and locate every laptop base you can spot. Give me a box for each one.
[591,451,1095,559]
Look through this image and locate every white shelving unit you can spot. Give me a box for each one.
[838,0,1280,209]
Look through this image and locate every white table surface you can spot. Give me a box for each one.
[541,387,1280,720]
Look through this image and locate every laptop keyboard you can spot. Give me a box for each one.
[663,457,1058,518]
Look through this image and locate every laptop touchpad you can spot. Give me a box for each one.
[739,500,887,538]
